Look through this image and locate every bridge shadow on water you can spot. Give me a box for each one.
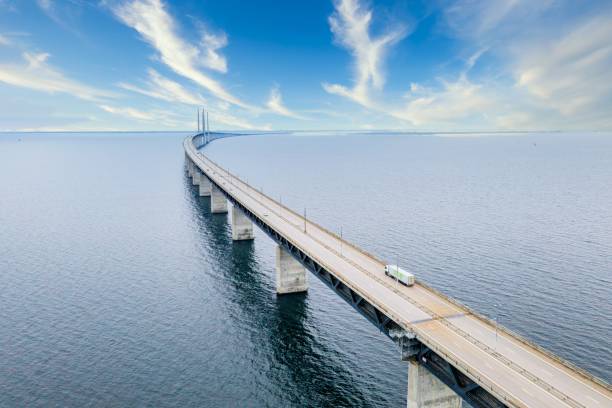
[183,171,373,407]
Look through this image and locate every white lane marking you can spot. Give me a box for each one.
[586,396,601,405]
[191,144,611,404]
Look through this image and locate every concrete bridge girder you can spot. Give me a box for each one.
[187,134,511,408]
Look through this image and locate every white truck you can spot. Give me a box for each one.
[384,265,415,286]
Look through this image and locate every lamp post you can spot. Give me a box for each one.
[202,108,208,144]
[494,303,500,349]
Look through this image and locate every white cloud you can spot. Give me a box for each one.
[439,3,612,129]
[393,77,495,127]
[98,103,187,128]
[23,52,50,68]
[441,0,554,41]
[0,1,17,12]
[201,30,228,73]
[112,0,250,109]
[389,14,612,131]
[465,48,487,73]
[323,0,406,107]
[215,100,230,111]
[209,110,265,130]
[393,2,612,130]
[36,0,84,36]
[37,0,52,11]
[494,111,534,129]
[0,52,115,101]
[99,104,155,120]
[515,15,612,117]
[266,86,305,119]
[119,68,206,105]
[0,34,10,46]
[399,50,495,126]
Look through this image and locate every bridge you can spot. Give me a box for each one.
[184,132,611,408]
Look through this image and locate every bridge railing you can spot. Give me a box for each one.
[187,132,612,400]
[186,135,528,405]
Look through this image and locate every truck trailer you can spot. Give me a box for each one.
[384,265,415,286]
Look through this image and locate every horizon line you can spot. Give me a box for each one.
[3,129,606,135]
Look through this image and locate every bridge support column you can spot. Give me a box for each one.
[407,359,461,408]
[187,159,193,177]
[275,246,308,294]
[211,184,228,214]
[199,174,211,196]
[192,167,201,186]
[231,206,253,240]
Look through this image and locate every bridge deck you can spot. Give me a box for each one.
[185,137,611,408]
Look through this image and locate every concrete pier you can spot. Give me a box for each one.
[275,245,308,294]
[183,134,612,408]
[407,359,461,408]
[211,184,228,213]
[231,206,253,240]
[187,159,194,177]
[192,168,201,186]
[199,174,212,196]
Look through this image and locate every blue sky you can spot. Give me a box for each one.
[0,0,611,131]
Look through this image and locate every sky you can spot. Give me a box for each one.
[0,0,611,131]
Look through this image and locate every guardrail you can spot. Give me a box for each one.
[186,133,611,407]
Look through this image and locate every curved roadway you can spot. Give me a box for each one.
[185,135,611,408]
